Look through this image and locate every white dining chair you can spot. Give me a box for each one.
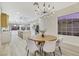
[56,37,63,55]
[43,40,56,56]
[26,38,39,56]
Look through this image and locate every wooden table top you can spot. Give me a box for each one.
[31,35,57,42]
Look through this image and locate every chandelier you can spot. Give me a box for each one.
[33,2,55,16]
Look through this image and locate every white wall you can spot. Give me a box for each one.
[0,8,1,31]
[59,35,79,46]
[56,3,79,46]
[40,13,57,36]
[0,7,2,47]
[38,3,79,47]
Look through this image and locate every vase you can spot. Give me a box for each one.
[42,34,44,38]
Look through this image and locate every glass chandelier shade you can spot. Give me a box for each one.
[33,2,55,16]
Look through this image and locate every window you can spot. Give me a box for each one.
[58,12,79,36]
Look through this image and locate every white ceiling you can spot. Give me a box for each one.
[0,2,78,24]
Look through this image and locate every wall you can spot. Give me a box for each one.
[40,13,57,36]
[0,6,1,47]
[0,8,1,30]
[56,3,79,46]
[0,9,1,29]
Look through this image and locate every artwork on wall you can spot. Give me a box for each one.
[58,12,79,36]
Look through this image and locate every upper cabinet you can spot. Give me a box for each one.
[1,13,9,28]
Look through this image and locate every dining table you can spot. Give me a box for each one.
[30,34,57,55]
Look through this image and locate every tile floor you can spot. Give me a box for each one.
[0,31,79,56]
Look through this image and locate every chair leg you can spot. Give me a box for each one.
[58,46,62,55]
[34,51,40,56]
[27,50,29,56]
[25,46,27,51]
[34,51,37,56]
[49,52,52,56]
[53,52,55,56]
[44,52,47,56]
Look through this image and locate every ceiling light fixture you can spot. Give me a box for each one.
[33,2,55,16]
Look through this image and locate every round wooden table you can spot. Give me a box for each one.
[32,35,57,42]
[31,35,57,55]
